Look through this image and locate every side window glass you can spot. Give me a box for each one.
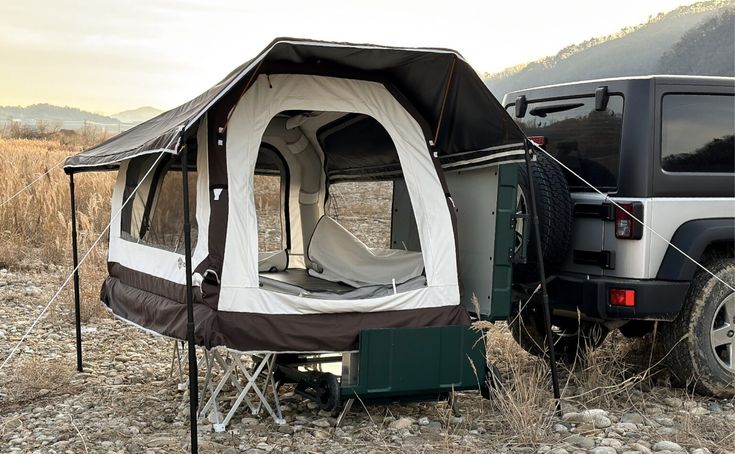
[120,155,197,253]
[145,168,197,252]
[254,147,286,252]
[661,94,735,173]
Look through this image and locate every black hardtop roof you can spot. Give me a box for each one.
[503,75,735,104]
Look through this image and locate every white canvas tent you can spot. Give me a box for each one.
[64,38,527,353]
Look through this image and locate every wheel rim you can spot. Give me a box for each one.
[710,293,735,372]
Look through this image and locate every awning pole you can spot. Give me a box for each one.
[69,173,83,373]
[522,141,562,413]
[181,138,199,454]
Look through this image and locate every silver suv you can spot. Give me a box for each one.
[503,75,734,397]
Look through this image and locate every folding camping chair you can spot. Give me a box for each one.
[198,347,285,432]
[170,341,188,391]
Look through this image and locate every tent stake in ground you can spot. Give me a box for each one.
[69,173,83,373]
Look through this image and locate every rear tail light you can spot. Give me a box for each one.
[610,288,636,307]
[528,135,547,148]
[614,202,643,240]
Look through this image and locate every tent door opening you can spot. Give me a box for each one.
[255,110,428,299]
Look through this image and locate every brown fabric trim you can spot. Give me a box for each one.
[108,262,210,309]
[102,276,471,352]
[189,108,230,309]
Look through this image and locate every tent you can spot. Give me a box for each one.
[64,38,541,446]
[64,38,526,353]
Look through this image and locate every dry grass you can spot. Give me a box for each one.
[469,319,735,451]
[0,137,114,320]
[477,321,556,446]
[0,357,77,439]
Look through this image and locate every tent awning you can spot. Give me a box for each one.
[64,38,525,173]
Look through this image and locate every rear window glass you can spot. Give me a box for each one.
[508,96,624,191]
[661,94,734,173]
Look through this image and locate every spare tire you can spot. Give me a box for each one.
[513,150,574,283]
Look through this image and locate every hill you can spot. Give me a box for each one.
[485,0,734,98]
[0,103,119,125]
[658,8,735,75]
[111,106,163,124]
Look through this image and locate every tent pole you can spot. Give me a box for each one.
[181,139,199,454]
[69,173,83,373]
[523,141,561,413]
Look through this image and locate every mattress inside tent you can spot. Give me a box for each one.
[258,215,426,299]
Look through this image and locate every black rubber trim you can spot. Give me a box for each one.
[574,203,614,221]
[656,218,735,281]
[573,250,615,269]
[548,273,690,321]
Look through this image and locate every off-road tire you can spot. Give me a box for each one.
[509,298,609,363]
[514,151,574,283]
[316,372,341,412]
[661,257,735,398]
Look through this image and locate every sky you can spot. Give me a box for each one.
[0,0,699,114]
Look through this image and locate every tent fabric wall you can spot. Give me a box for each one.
[102,275,470,352]
[107,120,210,285]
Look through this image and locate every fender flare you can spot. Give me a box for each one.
[656,218,734,281]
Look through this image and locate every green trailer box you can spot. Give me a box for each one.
[341,325,487,403]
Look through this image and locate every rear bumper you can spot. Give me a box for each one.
[547,274,690,321]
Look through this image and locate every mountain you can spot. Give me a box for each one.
[0,103,119,125]
[485,0,734,98]
[658,8,735,75]
[111,106,163,124]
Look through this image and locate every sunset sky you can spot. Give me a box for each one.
[0,0,699,114]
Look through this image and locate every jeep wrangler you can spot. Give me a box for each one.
[503,75,734,397]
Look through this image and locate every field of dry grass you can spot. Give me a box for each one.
[0,136,114,320]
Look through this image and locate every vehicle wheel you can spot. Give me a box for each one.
[661,257,735,398]
[509,298,608,363]
[316,373,341,412]
[514,150,574,283]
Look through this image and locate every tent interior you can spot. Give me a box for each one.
[256,109,427,298]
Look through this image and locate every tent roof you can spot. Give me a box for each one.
[64,38,525,173]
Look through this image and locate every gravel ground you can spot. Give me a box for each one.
[1,265,734,454]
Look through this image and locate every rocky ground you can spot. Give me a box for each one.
[1,264,734,454]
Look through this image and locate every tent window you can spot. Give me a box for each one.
[121,155,197,254]
[254,146,287,252]
[325,181,393,250]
